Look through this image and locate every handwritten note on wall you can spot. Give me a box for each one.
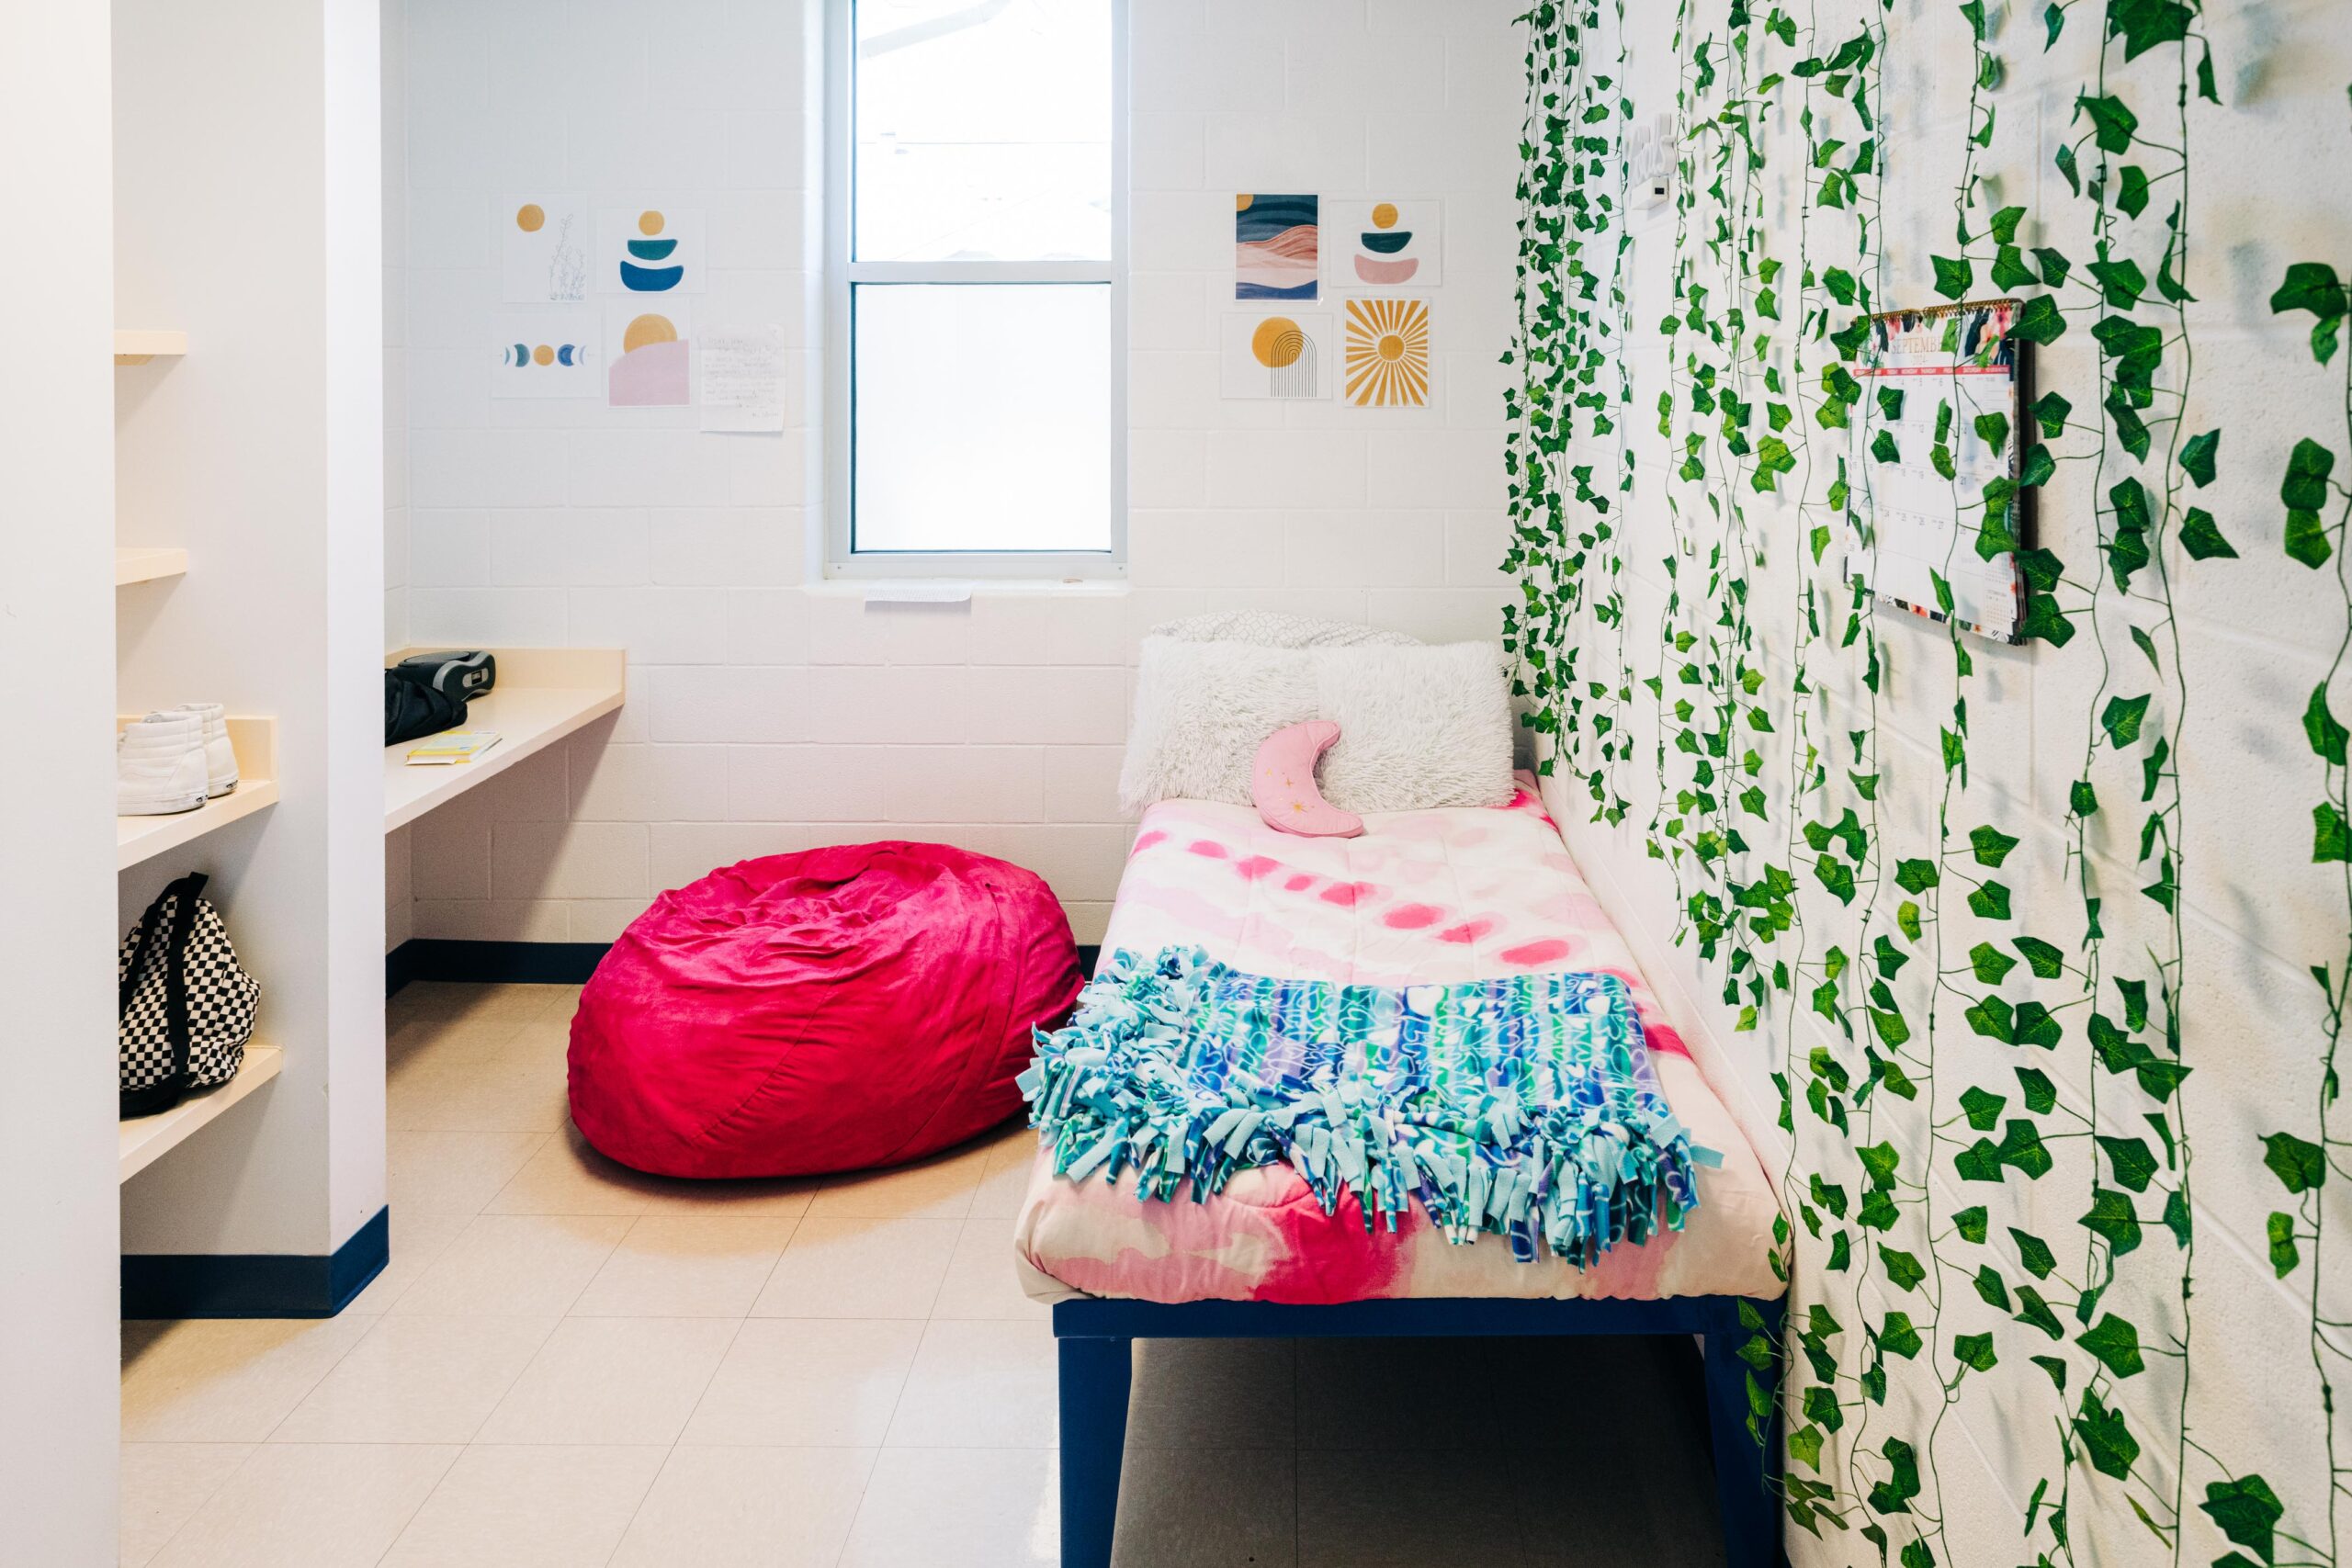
[698,326,788,433]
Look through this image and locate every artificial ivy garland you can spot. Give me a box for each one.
[1508,1,2348,1562]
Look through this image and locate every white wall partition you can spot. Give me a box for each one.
[0,6,123,1559]
[114,0,387,1264]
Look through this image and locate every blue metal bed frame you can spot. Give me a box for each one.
[1053,1291,1787,1568]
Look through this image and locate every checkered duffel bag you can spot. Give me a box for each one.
[119,873,260,1118]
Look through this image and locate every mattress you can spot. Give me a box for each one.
[1012,778,1784,1305]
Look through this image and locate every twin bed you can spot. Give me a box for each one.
[1012,778,1789,1566]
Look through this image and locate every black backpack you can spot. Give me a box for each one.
[385,667,467,747]
[119,873,261,1118]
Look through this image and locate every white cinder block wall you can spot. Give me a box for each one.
[390,0,1524,948]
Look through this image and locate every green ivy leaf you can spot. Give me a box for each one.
[2013,293,2067,344]
[2262,1131,2327,1193]
[2000,1121,2053,1179]
[1959,1085,2007,1131]
[1879,1246,1926,1292]
[2317,802,2350,863]
[2283,436,2337,509]
[2076,1314,2145,1378]
[2016,1284,2066,1339]
[2088,256,2147,310]
[1931,255,1974,300]
[2271,262,2348,366]
[2269,1212,2301,1278]
[1969,825,2019,866]
[2306,685,2349,765]
[2012,936,2064,978]
[2074,92,2138,152]
[1868,1436,1922,1517]
[1952,1332,1997,1374]
[2200,1474,2285,1564]
[2283,438,2338,568]
[1967,880,2012,920]
[1877,1311,1923,1359]
[2101,694,2152,748]
[1970,942,2018,985]
[2032,246,2073,288]
[1952,1204,1989,1244]
[2111,0,2193,57]
[2180,428,2220,487]
[2117,163,2150,217]
[2178,508,2235,559]
[1973,1265,2010,1311]
[1871,429,1901,465]
[2081,1189,2143,1256]
[2073,1390,2141,1480]
[2015,1066,2057,1113]
[2032,389,2072,436]
[2098,1134,2158,1192]
[2288,511,2335,570]
[1894,858,1939,895]
[2014,1000,2063,1048]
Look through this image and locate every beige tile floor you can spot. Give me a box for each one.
[121,981,1726,1567]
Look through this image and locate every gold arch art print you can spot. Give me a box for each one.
[1342,298,1430,407]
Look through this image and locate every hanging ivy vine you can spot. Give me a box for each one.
[1506,2,2345,1562]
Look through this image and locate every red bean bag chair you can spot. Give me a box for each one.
[569,841,1082,1179]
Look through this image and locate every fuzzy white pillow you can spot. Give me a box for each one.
[1119,638,1515,815]
[1149,610,1419,649]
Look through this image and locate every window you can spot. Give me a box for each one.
[826,0,1126,577]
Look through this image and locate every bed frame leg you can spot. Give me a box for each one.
[1057,1333,1133,1568]
[1703,1297,1785,1568]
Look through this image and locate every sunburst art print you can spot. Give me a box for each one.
[1342,298,1430,407]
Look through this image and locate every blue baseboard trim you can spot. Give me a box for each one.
[121,1205,390,1319]
[386,939,610,996]
[387,939,1102,998]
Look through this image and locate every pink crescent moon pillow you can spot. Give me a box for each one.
[1252,720,1364,838]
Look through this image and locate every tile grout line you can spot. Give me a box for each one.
[592,1310,756,1568]
[365,1446,464,1568]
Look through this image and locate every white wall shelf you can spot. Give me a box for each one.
[112,329,187,365]
[114,546,188,586]
[384,648,627,832]
[119,1043,281,1181]
[117,714,278,870]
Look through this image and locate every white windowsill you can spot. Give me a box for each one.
[806,577,1132,600]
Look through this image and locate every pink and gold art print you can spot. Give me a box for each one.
[1329,197,1442,287]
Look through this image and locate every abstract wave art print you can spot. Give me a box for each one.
[1235,192,1319,301]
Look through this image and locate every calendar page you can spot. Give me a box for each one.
[1846,298,2030,644]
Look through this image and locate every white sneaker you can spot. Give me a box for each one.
[118,711,210,817]
[173,702,239,797]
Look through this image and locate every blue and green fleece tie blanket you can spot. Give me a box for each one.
[1019,946,1717,1268]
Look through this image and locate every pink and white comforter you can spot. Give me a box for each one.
[1012,779,1782,1305]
